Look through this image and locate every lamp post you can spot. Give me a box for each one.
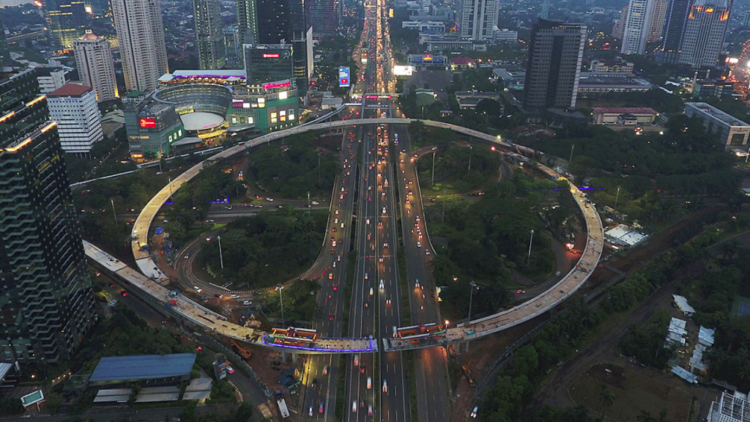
[431,149,436,187]
[614,186,621,212]
[307,191,311,214]
[110,198,117,224]
[527,229,535,264]
[168,177,173,201]
[467,281,478,322]
[569,144,575,168]
[277,285,285,323]
[468,145,473,172]
[217,235,224,269]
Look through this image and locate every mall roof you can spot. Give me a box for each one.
[89,353,196,383]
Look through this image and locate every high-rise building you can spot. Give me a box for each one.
[656,0,691,63]
[0,17,11,65]
[244,43,295,85]
[679,0,731,68]
[224,26,244,68]
[44,0,88,49]
[193,0,226,69]
[620,0,655,55]
[647,0,668,42]
[459,0,499,41]
[47,84,103,154]
[0,68,96,363]
[305,0,336,38]
[523,19,586,112]
[35,66,67,93]
[612,5,628,39]
[74,30,118,102]
[236,0,259,46]
[112,0,168,92]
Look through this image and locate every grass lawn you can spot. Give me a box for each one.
[569,363,692,422]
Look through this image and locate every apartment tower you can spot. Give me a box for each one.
[0,68,96,363]
[73,30,118,102]
[620,0,655,55]
[459,0,500,41]
[111,0,168,92]
[656,0,692,63]
[193,0,226,69]
[679,0,731,68]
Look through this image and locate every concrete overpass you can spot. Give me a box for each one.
[95,117,603,355]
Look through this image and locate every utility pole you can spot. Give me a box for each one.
[110,198,117,224]
[442,188,446,223]
[277,285,285,323]
[468,145,473,172]
[527,229,534,264]
[431,150,436,187]
[318,152,322,185]
[468,281,477,322]
[614,186,621,211]
[569,144,575,168]
[307,191,311,214]
[217,235,224,269]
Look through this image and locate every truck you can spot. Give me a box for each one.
[275,391,290,418]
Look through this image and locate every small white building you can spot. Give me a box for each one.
[47,84,103,155]
[673,295,696,317]
[666,317,687,346]
[34,66,67,94]
[604,224,648,248]
[708,392,750,422]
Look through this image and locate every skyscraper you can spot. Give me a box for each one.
[44,0,88,49]
[224,26,244,68]
[112,0,168,92]
[244,43,295,84]
[679,0,731,68]
[647,0,668,42]
[459,0,499,41]
[238,0,310,93]
[656,0,691,63]
[47,84,104,154]
[74,29,118,102]
[305,0,336,38]
[523,19,586,112]
[620,0,655,55]
[0,68,96,363]
[612,5,628,38]
[193,0,226,69]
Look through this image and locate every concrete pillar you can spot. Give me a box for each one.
[465,340,470,352]
[282,351,287,362]
[292,352,299,363]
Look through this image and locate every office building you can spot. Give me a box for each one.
[74,30,118,102]
[44,0,88,49]
[0,17,11,66]
[47,84,103,154]
[656,0,691,63]
[305,0,336,38]
[236,0,259,46]
[112,0,168,92]
[224,26,244,68]
[523,19,586,112]
[647,0,668,42]
[708,392,750,422]
[0,68,96,363]
[612,5,629,38]
[35,66,67,93]
[590,59,634,74]
[244,43,295,85]
[685,102,750,149]
[459,0,499,41]
[193,0,226,69]
[621,0,655,55]
[679,0,730,68]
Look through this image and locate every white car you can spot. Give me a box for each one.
[383,380,388,393]
[471,406,478,418]
[370,287,374,296]
[379,279,384,289]
[417,242,422,248]
[367,377,372,389]
[193,286,202,293]
[352,401,357,413]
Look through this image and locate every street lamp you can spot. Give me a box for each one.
[467,281,478,322]
[276,285,285,323]
[217,235,224,269]
[527,229,535,264]
[468,145,473,172]
[614,186,621,212]
[110,198,117,224]
[168,177,174,201]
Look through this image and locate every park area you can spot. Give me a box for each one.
[569,363,692,422]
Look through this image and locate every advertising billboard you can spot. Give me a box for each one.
[339,66,350,87]
[139,118,156,128]
[393,65,415,76]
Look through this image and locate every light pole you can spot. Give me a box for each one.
[110,198,117,224]
[468,145,473,172]
[467,281,478,322]
[168,177,173,201]
[431,149,436,187]
[442,188,446,223]
[217,235,224,269]
[569,144,575,168]
[614,186,621,212]
[317,151,322,185]
[277,285,285,323]
[307,191,311,214]
[527,229,535,264]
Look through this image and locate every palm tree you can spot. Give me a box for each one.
[600,385,615,421]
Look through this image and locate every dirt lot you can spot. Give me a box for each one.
[569,363,693,422]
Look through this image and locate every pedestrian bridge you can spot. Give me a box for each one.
[102,116,603,355]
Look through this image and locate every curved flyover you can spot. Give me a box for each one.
[118,117,602,354]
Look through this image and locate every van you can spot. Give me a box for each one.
[193,286,202,293]
[243,300,252,306]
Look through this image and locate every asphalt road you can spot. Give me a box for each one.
[396,127,452,422]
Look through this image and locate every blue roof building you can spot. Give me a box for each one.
[89,353,196,386]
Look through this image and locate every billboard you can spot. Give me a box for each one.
[339,66,350,87]
[393,65,415,76]
[139,118,156,128]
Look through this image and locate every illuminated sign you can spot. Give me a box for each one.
[262,80,292,90]
[263,53,280,58]
[232,99,244,108]
[393,65,415,76]
[366,95,379,99]
[139,118,156,128]
[339,66,350,88]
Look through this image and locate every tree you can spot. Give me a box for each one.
[234,402,254,422]
[599,385,615,421]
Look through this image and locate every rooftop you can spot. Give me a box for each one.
[89,353,196,383]
[450,56,475,65]
[48,83,92,97]
[686,102,750,127]
[673,295,696,314]
[593,107,657,114]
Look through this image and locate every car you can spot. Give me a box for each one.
[380,279,384,289]
[360,400,365,408]
[214,294,223,299]
[332,261,337,268]
[382,207,386,214]
[332,240,337,247]
[109,282,116,288]
[319,402,324,413]
[121,291,128,297]
[368,405,373,416]
[338,255,341,261]
[383,242,388,248]
[370,287,374,295]
[341,223,344,228]
[352,401,357,413]
[309,406,314,417]
[383,380,388,393]
[312,201,320,205]
[231,294,239,298]
[323,365,329,375]
[193,286,202,293]
[332,227,337,232]
[329,273,334,280]
[364,272,368,280]
[243,300,252,305]
[386,298,391,305]
[335,210,339,215]
[366,219,370,225]
[471,406,478,418]
[417,242,422,248]
[367,377,372,389]
[367,233,371,240]
[340,194,344,200]
[312,378,318,388]
[415,279,420,288]
[266,197,274,202]
[354,354,359,366]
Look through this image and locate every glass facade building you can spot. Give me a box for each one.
[45,0,88,49]
[244,44,295,85]
[0,68,96,362]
